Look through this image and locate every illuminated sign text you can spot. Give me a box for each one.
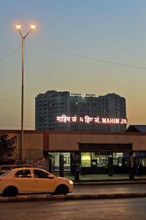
[56,115,127,124]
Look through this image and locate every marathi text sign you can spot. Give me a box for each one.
[56,115,127,124]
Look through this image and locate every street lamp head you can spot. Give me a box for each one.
[16,24,36,31]
[16,24,21,30]
[30,24,36,30]
[16,24,36,38]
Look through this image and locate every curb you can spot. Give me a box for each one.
[1,192,146,203]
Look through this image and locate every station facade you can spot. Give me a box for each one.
[1,128,146,180]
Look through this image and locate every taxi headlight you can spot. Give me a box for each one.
[69,180,74,185]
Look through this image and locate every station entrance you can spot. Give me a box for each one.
[44,143,146,181]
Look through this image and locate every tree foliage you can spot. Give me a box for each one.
[0,133,16,160]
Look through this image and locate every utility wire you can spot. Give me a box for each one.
[28,39,146,70]
[0,41,146,70]
[0,48,20,62]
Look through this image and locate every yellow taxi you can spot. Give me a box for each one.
[0,167,74,197]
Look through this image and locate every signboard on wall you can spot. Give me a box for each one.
[56,115,127,124]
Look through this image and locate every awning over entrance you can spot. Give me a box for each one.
[79,143,132,152]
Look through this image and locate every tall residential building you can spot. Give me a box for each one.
[35,90,127,132]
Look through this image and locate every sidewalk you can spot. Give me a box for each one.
[64,173,146,184]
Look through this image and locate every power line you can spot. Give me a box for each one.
[29,39,146,70]
[0,48,20,62]
[1,41,146,70]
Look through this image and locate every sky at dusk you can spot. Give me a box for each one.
[0,0,146,130]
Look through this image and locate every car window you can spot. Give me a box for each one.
[15,169,31,178]
[0,170,11,176]
[34,170,48,178]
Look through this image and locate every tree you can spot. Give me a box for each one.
[0,133,16,160]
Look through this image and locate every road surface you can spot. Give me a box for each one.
[0,198,146,220]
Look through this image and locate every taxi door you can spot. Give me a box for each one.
[32,169,57,193]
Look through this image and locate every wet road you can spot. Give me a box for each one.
[0,197,146,220]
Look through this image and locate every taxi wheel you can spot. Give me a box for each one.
[2,186,18,197]
[55,185,69,195]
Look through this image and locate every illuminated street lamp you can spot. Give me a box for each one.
[16,24,36,163]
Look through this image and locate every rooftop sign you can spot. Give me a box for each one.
[56,115,127,124]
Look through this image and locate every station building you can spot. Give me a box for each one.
[1,125,146,180]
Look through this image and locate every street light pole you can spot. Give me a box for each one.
[16,24,36,163]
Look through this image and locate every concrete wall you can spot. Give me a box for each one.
[1,130,146,162]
